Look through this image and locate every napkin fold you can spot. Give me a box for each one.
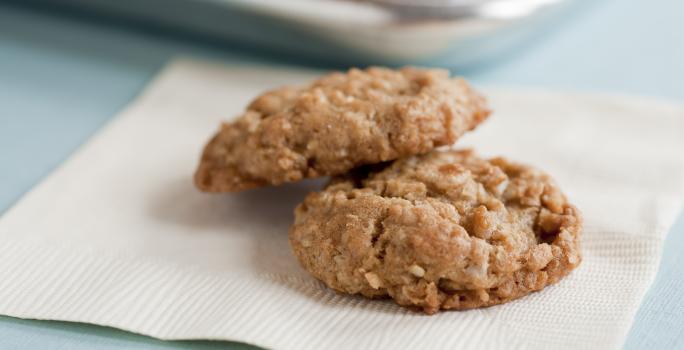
[1,59,683,350]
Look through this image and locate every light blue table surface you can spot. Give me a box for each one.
[1,0,683,349]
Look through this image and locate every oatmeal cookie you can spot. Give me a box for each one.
[195,67,490,192]
[289,149,581,314]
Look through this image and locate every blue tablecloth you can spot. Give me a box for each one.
[1,0,682,348]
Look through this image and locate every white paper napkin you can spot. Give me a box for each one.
[1,59,683,350]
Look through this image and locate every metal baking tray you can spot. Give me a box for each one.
[18,0,579,68]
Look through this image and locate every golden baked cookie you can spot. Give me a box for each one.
[289,149,581,314]
[195,67,490,192]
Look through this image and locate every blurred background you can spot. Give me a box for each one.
[1,0,682,97]
[0,0,683,349]
[6,0,584,68]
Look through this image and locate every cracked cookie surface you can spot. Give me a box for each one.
[195,67,490,192]
[289,149,582,313]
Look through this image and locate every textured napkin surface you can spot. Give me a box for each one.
[1,59,683,350]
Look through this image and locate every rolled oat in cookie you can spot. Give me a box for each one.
[195,67,490,192]
[289,149,582,314]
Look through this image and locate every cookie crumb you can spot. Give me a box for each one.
[364,272,383,289]
[409,264,426,278]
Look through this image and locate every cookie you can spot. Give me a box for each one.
[289,149,581,314]
[195,67,490,192]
